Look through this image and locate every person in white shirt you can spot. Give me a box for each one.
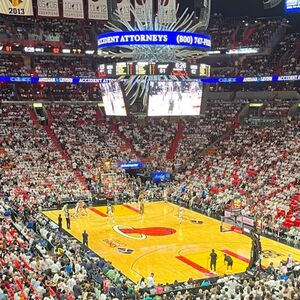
[146,273,155,288]
[51,261,61,273]
[67,276,77,290]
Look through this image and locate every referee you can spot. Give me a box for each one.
[210,249,217,272]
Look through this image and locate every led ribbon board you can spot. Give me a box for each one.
[97,31,212,50]
[1,75,300,84]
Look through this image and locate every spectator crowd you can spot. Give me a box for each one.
[0,9,300,300]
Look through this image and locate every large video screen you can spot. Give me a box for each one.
[99,80,127,116]
[148,80,203,116]
[286,0,300,12]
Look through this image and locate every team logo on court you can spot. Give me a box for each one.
[113,225,176,240]
[10,0,23,7]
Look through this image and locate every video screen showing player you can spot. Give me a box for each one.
[100,80,127,116]
[148,80,203,116]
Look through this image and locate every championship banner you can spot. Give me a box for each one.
[158,0,177,24]
[37,0,59,17]
[63,0,84,19]
[88,0,108,20]
[0,0,33,16]
[135,0,153,21]
[116,0,131,21]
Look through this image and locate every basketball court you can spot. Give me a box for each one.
[43,201,300,284]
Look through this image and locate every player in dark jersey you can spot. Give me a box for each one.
[140,200,145,220]
[168,96,175,114]
[224,254,233,270]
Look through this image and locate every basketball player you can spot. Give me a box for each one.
[168,95,175,115]
[138,190,144,209]
[178,205,183,224]
[81,201,88,216]
[106,82,115,114]
[78,200,85,216]
[139,198,145,221]
[224,254,233,271]
[107,204,114,223]
[62,204,68,216]
[163,188,169,203]
[74,201,80,217]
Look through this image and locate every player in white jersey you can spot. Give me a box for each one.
[74,201,80,217]
[107,204,114,223]
[81,200,88,216]
[139,198,145,221]
[62,204,68,216]
[163,188,169,203]
[178,206,184,224]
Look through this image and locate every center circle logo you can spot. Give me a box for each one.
[113,225,176,240]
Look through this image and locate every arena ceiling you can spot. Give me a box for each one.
[179,0,299,30]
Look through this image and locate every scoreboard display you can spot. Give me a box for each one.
[136,62,149,75]
[116,62,127,76]
[98,62,210,78]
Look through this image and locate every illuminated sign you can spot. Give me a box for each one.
[24,47,34,53]
[0,74,299,85]
[119,161,143,169]
[97,31,211,50]
[98,62,210,77]
[116,62,127,76]
[286,0,300,12]
[151,172,171,182]
[226,48,259,55]
[136,62,149,75]
[62,48,71,54]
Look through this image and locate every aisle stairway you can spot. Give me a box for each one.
[167,120,185,160]
[43,125,70,160]
[29,109,39,127]
[242,25,255,45]
[95,108,106,124]
[46,110,55,126]
[43,124,88,189]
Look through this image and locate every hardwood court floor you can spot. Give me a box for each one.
[43,202,300,284]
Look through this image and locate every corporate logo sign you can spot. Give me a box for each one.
[98,30,212,50]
